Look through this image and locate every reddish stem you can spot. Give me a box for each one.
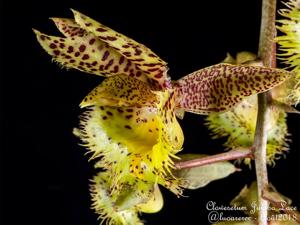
[175,147,253,170]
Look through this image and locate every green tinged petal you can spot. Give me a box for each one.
[90,172,144,225]
[275,0,300,105]
[205,95,289,166]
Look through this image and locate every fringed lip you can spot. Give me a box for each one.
[74,89,184,196]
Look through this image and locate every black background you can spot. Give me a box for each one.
[0,0,299,224]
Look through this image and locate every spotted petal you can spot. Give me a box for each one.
[51,17,86,37]
[80,74,158,108]
[33,29,150,82]
[71,9,170,88]
[174,63,293,114]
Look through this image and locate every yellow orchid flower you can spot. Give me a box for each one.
[90,171,163,225]
[74,76,184,196]
[34,10,293,224]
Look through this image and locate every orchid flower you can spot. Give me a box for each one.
[34,10,293,224]
[206,0,300,167]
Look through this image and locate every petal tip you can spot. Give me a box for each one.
[79,101,90,108]
[32,28,40,35]
[70,8,79,16]
[49,17,59,23]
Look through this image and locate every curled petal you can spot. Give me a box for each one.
[174,63,293,114]
[136,184,163,213]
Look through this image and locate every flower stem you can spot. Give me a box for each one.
[255,0,276,224]
[258,0,276,67]
[174,147,253,170]
[253,93,270,225]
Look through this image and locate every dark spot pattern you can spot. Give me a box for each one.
[35,11,173,89]
[79,44,86,52]
[174,63,290,114]
[124,125,132,129]
[84,74,158,107]
[70,10,171,89]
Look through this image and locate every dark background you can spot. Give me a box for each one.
[0,0,299,224]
